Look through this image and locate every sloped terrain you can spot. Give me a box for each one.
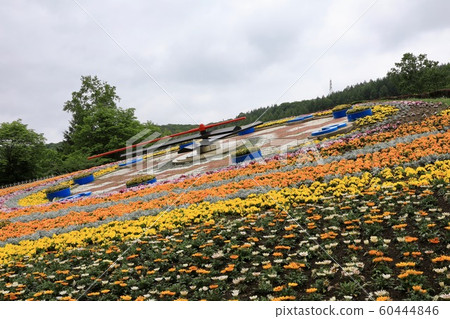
[0,100,449,301]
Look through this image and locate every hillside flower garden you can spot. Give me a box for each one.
[0,100,449,301]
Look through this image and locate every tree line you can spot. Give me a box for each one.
[1,53,449,186]
[236,53,450,125]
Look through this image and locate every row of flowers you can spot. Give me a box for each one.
[1,109,448,222]
[0,100,447,301]
[0,157,448,265]
[0,130,448,242]
[0,174,448,300]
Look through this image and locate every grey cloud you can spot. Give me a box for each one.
[0,0,449,142]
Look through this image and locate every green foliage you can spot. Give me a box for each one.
[44,183,71,194]
[0,120,47,185]
[63,76,145,160]
[231,145,260,157]
[234,53,449,125]
[387,53,449,94]
[126,174,156,187]
[332,104,352,112]
[60,150,104,173]
[72,171,94,180]
[346,105,370,114]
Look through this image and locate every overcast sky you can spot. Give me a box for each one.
[1,0,449,143]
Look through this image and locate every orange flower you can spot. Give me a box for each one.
[272,296,296,301]
[376,296,391,301]
[428,237,440,244]
[283,262,305,270]
[373,257,393,263]
[273,252,283,257]
[398,270,423,279]
[395,262,415,268]
[230,255,239,260]
[262,263,272,269]
[275,245,291,250]
[404,236,418,243]
[431,255,450,263]
[306,288,317,293]
[120,295,132,301]
[368,250,384,256]
[160,291,176,297]
[288,283,298,287]
[209,284,218,289]
[273,285,285,292]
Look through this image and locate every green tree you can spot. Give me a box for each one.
[387,53,439,94]
[63,76,144,159]
[0,120,46,185]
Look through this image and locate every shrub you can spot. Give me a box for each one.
[332,104,351,112]
[45,183,71,194]
[72,171,94,180]
[346,105,371,114]
[126,174,156,187]
[231,145,260,157]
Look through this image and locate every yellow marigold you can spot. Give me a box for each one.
[262,263,272,269]
[306,288,317,293]
[288,283,298,287]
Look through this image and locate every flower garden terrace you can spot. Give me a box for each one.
[0,100,449,301]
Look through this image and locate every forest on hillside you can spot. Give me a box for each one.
[236,54,450,124]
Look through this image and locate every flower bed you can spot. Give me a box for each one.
[126,175,157,188]
[231,146,262,163]
[346,106,373,121]
[73,172,94,185]
[0,100,448,301]
[45,184,71,201]
[332,104,351,118]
